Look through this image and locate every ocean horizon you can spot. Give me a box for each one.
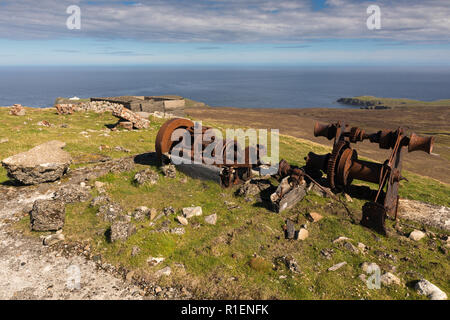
[1,66,450,109]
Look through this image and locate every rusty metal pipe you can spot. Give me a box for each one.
[347,159,382,184]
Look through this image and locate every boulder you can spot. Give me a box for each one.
[415,279,447,300]
[1,141,72,185]
[97,203,123,222]
[30,199,65,231]
[177,216,189,226]
[9,104,26,116]
[53,184,91,203]
[133,206,150,221]
[380,272,402,287]
[306,212,323,222]
[110,220,136,242]
[409,230,426,241]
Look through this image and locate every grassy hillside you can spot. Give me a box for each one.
[1,106,449,300]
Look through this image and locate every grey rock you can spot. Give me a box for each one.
[161,164,176,178]
[133,169,159,185]
[284,255,300,274]
[183,206,202,219]
[409,230,426,241]
[98,203,123,222]
[53,184,91,204]
[110,221,136,242]
[170,227,185,235]
[131,246,141,257]
[177,216,188,226]
[204,214,217,225]
[133,206,150,221]
[343,241,360,254]
[163,206,176,216]
[2,141,72,185]
[155,266,172,277]
[415,279,448,300]
[328,261,347,272]
[43,233,65,246]
[285,219,295,239]
[380,272,402,287]
[30,199,65,231]
[90,195,110,207]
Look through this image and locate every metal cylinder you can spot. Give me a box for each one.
[408,133,435,154]
[348,159,382,184]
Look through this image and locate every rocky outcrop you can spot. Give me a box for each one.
[30,199,66,231]
[110,220,136,242]
[9,104,26,116]
[1,141,72,185]
[337,98,391,110]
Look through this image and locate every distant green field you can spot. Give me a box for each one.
[340,96,450,108]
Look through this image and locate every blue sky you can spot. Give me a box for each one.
[0,0,449,66]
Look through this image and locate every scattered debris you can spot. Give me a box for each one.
[415,279,448,300]
[1,140,72,185]
[30,199,65,231]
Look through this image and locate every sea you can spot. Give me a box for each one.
[0,66,449,109]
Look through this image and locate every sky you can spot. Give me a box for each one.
[0,0,449,66]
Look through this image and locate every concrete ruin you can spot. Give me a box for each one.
[90,95,186,115]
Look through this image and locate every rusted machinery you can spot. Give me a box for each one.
[306,121,435,234]
[155,118,265,187]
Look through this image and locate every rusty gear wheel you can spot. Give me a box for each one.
[155,118,194,164]
[327,140,349,190]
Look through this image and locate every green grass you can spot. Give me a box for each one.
[2,106,449,300]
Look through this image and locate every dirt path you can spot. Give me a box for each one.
[0,158,146,300]
[186,106,450,184]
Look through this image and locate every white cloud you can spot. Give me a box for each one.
[0,0,448,42]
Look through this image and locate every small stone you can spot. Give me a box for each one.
[361,262,379,273]
[380,272,402,287]
[307,212,323,222]
[183,206,202,218]
[90,195,110,207]
[358,242,368,254]
[320,248,334,260]
[148,208,158,220]
[409,230,426,241]
[358,274,367,282]
[133,169,159,186]
[147,257,165,266]
[133,206,150,221]
[343,241,360,254]
[297,228,309,240]
[285,219,295,239]
[131,246,141,257]
[155,266,172,277]
[0,138,9,144]
[344,193,353,202]
[161,164,176,178]
[284,255,301,274]
[328,261,347,272]
[154,286,162,294]
[415,279,448,300]
[30,199,65,231]
[97,203,122,222]
[9,104,26,116]
[204,214,217,225]
[94,181,106,192]
[163,206,175,216]
[177,216,189,226]
[170,227,185,235]
[110,221,136,242]
[43,233,65,246]
[333,236,351,244]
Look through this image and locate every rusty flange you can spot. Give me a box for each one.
[155,118,194,164]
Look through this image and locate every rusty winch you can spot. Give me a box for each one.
[306,121,435,234]
[155,118,265,187]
